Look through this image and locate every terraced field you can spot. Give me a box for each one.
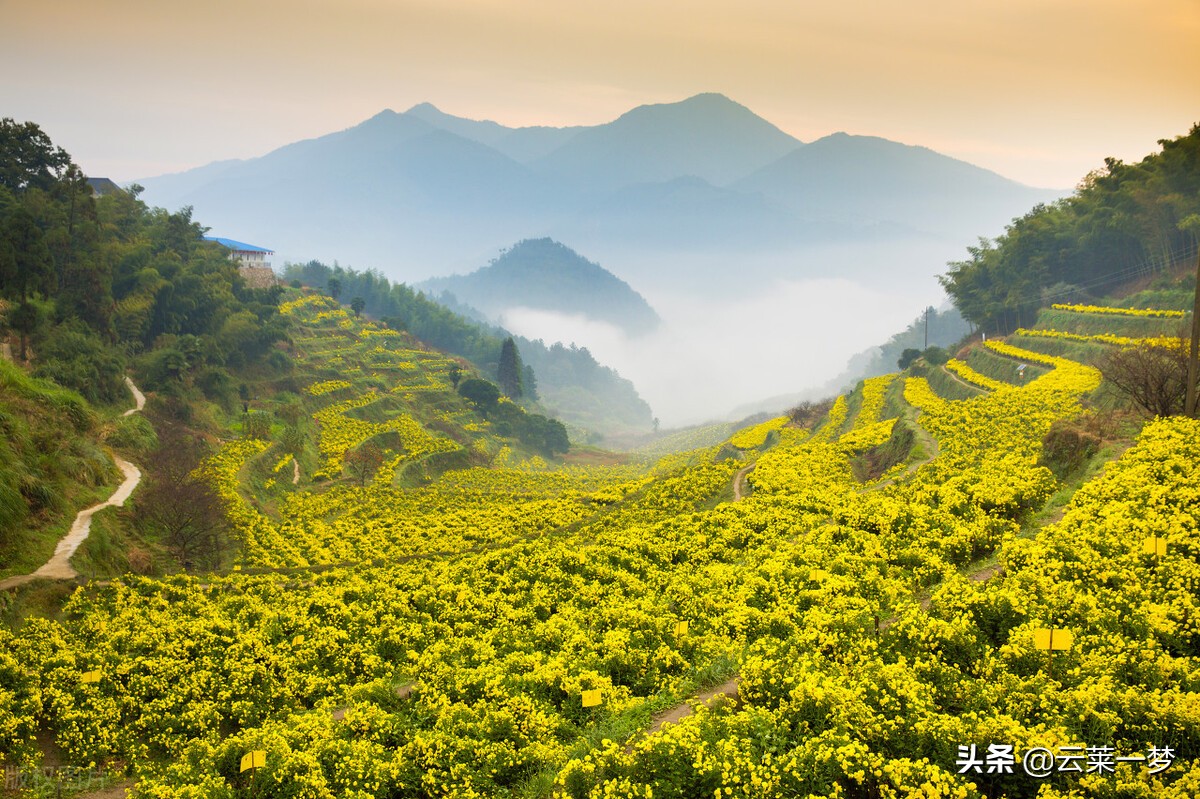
[1,299,1197,798]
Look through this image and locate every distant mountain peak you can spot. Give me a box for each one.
[535,92,802,189]
[615,92,784,126]
[364,108,401,122]
[418,238,660,335]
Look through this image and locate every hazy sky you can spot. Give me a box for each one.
[4,0,1197,189]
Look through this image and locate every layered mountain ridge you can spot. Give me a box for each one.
[137,93,1060,287]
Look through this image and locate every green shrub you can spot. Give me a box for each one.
[1039,418,1102,480]
[108,413,159,456]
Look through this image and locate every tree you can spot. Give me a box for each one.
[537,416,570,455]
[0,207,53,360]
[497,336,523,399]
[448,362,462,389]
[922,346,950,366]
[458,377,501,417]
[345,441,384,486]
[350,296,365,317]
[243,410,271,440]
[0,118,72,193]
[1100,338,1191,417]
[788,398,835,427]
[327,277,342,301]
[523,364,539,401]
[898,348,923,370]
[134,432,230,571]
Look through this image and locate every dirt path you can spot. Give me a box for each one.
[74,780,134,799]
[0,379,145,592]
[939,365,991,394]
[122,376,145,416]
[292,457,301,485]
[732,463,755,501]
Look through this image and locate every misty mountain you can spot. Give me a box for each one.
[418,238,660,335]
[148,110,567,271]
[734,133,1055,240]
[404,102,585,163]
[532,93,802,190]
[136,93,1060,289]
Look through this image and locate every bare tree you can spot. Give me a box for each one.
[134,430,230,571]
[1100,338,1191,417]
[345,441,385,486]
[787,398,835,428]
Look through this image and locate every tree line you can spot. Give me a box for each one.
[0,118,287,411]
[941,125,1200,334]
[282,259,654,436]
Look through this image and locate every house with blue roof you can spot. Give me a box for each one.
[204,237,277,288]
[204,236,274,268]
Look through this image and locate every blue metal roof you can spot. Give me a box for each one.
[204,236,273,253]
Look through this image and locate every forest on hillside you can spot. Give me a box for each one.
[942,125,1200,334]
[0,120,288,405]
[281,260,655,438]
[0,119,288,554]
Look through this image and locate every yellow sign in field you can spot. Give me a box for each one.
[1033,628,1074,651]
[80,671,101,684]
[1143,537,1168,557]
[240,751,266,773]
[582,689,603,708]
[674,621,689,637]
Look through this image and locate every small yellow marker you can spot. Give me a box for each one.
[292,634,305,646]
[1142,537,1168,557]
[674,621,689,637]
[1032,628,1073,651]
[80,671,101,684]
[582,689,602,708]
[240,750,266,773]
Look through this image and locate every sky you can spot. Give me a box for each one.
[3,0,1198,189]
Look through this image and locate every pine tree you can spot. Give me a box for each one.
[497,337,523,399]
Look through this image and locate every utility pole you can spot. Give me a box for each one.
[1186,246,1200,417]
[924,307,930,350]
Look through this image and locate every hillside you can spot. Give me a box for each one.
[0,119,291,579]
[942,124,1200,334]
[0,357,120,579]
[418,238,660,335]
[4,293,1198,797]
[6,116,1200,799]
[281,259,656,439]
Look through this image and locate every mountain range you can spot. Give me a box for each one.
[136,93,1060,289]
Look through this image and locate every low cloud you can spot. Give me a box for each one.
[500,275,936,426]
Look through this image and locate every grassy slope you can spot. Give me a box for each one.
[0,359,122,579]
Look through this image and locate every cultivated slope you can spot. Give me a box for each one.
[6,301,1195,798]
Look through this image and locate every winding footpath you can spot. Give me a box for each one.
[939,364,989,394]
[0,377,145,591]
[731,462,755,501]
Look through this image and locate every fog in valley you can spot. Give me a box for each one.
[132,95,1049,432]
[491,238,961,426]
